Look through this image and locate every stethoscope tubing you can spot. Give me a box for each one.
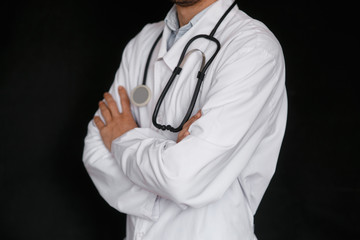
[144,1,237,132]
[142,33,163,85]
[152,35,221,132]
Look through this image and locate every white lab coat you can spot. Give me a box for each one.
[83,0,287,239]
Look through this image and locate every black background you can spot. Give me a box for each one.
[1,0,359,239]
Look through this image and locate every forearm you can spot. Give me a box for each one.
[111,104,269,209]
[83,115,159,220]
[110,45,286,209]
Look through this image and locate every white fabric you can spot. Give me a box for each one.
[83,0,287,239]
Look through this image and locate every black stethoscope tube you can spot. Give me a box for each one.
[142,33,163,85]
[152,34,221,132]
[143,1,237,132]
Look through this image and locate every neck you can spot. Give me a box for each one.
[176,0,217,27]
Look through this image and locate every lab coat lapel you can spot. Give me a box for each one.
[158,0,235,71]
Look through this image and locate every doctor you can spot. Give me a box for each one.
[83,0,287,239]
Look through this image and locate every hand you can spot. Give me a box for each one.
[94,86,138,151]
[176,110,202,143]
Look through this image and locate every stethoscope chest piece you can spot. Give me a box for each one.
[130,85,152,107]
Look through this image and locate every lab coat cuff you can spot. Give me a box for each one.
[142,193,160,221]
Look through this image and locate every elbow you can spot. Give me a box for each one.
[174,190,223,209]
[160,138,228,208]
[160,158,224,208]
[167,185,192,207]
[164,179,223,209]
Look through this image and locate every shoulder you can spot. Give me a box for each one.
[211,8,285,80]
[208,8,286,99]
[218,8,284,62]
[133,21,164,44]
[122,21,164,59]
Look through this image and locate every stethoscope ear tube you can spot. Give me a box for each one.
[152,34,220,133]
[149,2,236,132]
[152,68,182,131]
[152,68,206,133]
[176,36,220,132]
[179,49,206,70]
[142,32,163,85]
[177,73,206,131]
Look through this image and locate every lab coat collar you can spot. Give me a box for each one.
[164,5,179,32]
[157,0,236,71]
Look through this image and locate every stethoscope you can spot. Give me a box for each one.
[130,1,237,132]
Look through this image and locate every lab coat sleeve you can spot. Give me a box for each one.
[82,39,159,221]
[111,39,287,209]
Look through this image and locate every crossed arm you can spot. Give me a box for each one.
[83,85,201,219]
[94,85,201,150]
[84,38,285,212]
